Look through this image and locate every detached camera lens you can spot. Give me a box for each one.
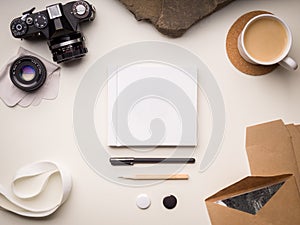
[10,56,47,92]
[48,32,88,63]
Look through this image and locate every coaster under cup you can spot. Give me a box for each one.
[226,11,278,76]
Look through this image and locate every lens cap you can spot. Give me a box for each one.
[10,56,47,92]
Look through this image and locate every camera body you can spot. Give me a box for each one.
[10,1,96,63]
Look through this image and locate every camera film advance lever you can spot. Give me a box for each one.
[10,1,96,63]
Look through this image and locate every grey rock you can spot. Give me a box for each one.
[119,0,236,37]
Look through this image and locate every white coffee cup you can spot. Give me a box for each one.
[238,14,298,71]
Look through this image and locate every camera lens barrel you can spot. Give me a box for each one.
[48,32,88,63]
[10,56,47,92]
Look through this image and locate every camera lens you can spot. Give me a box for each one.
[10,56,47,92]
[48,32,88,63]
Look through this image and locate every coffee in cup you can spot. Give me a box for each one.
[238,14,298,71]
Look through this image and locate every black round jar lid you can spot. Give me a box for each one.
[163,195,177,209]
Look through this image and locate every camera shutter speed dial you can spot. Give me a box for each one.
[34,13,48,29]
[11,19,28,37]
[72,1,90,19]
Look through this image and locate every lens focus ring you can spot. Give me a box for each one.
[48,32,88,63]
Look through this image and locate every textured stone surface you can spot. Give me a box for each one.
[119,0,236,37]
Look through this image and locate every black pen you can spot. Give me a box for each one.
[109,157,196,166]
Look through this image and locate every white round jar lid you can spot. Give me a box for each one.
[136,194,151,209]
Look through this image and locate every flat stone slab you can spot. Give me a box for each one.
[119,0,236,37]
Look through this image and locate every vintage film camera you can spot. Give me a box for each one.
[10,1,96,63]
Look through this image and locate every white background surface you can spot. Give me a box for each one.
[0,0,299,224]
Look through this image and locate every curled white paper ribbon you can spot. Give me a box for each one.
[0,161,72,217]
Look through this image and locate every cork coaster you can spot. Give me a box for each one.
[226,11,278,76]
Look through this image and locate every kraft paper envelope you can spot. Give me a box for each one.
[206,174,300,225]
[246,120,300,188]
[206,119,300,225]
[286,124,300,177]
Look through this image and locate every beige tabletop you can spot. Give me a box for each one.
[0,0,299,224]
